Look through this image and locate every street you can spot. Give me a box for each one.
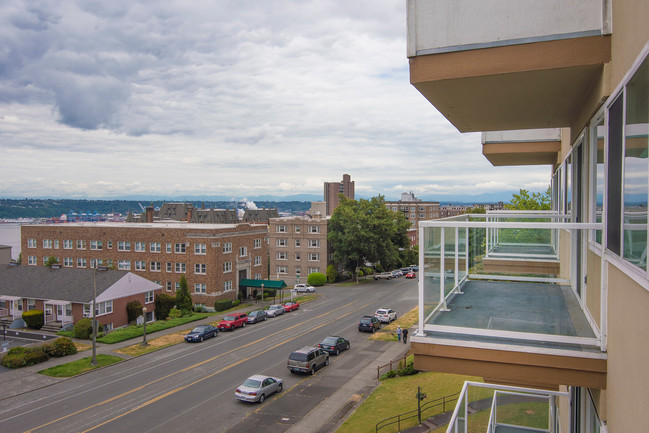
[0,277,417,433]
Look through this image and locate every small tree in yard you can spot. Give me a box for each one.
[326,265,337,284]
[154,293,176,320]
[175,275,193,314]
[44,256,59,268]
[126,300,143,324]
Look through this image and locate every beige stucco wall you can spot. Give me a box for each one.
[611,0,649,87]
[586,249,602,328]
[604,263,649,431]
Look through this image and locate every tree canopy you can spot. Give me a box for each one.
[327,195,411,273]
[506,188,551,210]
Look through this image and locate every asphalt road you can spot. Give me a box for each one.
[0,277,417,433]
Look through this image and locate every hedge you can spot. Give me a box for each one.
[73,318,103,340]
[214,300,233,312]
[22,310,44,330]
[307,272,326,286]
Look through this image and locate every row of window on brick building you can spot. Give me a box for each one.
[28,239,263,253]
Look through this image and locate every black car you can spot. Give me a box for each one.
[247,310,268,324]
[184,325,218,342]
[358,316,381,333]
[317,336,350,355]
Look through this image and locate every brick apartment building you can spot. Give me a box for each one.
[268,215,330,286]
[385,193,440,246]
[21,223,268,308]
[324,174,354,216]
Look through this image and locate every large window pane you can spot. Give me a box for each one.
[607,95,623,256]
[623,57,649,270]
[592,116,605,244]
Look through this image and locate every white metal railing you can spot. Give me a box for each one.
[446,381,569,433]
[418,211,603,350]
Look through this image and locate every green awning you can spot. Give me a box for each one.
[239,279,287,289]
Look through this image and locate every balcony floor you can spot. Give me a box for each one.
[427,280,599,353]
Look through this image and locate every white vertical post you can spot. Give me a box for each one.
[418,223,425,335]
[440,228,447,311]
[454,227,459,288]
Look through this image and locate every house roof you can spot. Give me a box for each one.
[0,265,161,304]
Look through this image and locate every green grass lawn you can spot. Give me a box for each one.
[97,314,209,343]
[463,401,549,432]
[338,371,484,433]
[38,354,123,377]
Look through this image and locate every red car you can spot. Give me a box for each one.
[283,301,300,312]
[405,271,416,279]
[218,313,248,331]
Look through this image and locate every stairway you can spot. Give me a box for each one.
[41,321,63,333]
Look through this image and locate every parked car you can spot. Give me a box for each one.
[317,336,350,356]
[405,271,416,279]
[409,265,419,272]
[287,346,329,375]
[266,304,285,317]
[392,270,404,277]
[293,283,316,293]
[374,308,397,323]
[184,325,218,342]
[247,310,268,324]
[400,267,413,274]
[235,375,283,403]
[358,315,381,333]
[218,313,247,331]
[283,301,300,312]
[374,272,393,280]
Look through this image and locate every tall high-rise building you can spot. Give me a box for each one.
[324,174,355,216]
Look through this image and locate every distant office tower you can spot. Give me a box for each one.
[324,174,355,216]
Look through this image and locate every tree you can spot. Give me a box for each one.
[506,187,551,210]
[44,256,58,268]
[126,300,143,324]
[175,275,193,313]
[328,195,410,279]
[154,293,176,320]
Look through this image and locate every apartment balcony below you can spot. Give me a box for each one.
[414,212,606,390]
[407,0,611,132]
[482,129,561,167]
[445,381,571,433]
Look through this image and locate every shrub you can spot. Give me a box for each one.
[22,310,44,330]
[214,300,233,312]
[264,289,277,299]
[155,293,176,320]
[42,343,55,357]
[74,318,93,339]
[326,265,337,284]
[168,307,182,319]
[307,272,326,286]
[362,266,373,276]
[181,309,193,317]
[126,300,143,324]
[396,362,418,377]
[24,350,49,366]
[1,354,27,369]
[232,299,240,306]
[51,337,77,357]
[379,370,397,380]
[7,346,28,356]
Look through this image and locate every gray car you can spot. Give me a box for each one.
[247,310,268,324]
[235,375,283,403]
[266,304,285,317]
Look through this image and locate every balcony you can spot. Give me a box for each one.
[413,212,607,390]
[407,0,611,132]
[482,129,562,167]
[445,381,570,433]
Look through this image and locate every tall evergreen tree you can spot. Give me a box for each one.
[175,275,193,313]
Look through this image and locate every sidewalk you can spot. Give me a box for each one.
[0,298,283,401]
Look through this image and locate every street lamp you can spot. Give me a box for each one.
[142,306,148,346]
[260,283,264,304]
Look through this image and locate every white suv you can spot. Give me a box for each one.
[374,308,397,323]
[294,284,316,293]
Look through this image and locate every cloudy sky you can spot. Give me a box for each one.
[0,0,551,202]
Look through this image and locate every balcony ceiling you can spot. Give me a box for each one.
[482,140,561,166]
[410,36,611,133]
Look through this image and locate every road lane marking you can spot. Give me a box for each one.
[23,299,371,433]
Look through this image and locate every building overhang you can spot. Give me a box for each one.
[410,36,611,133]
[412,341,607,390]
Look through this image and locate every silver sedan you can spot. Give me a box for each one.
[265,304,285,317]
[235,375,283,403]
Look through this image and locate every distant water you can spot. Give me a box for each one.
[0,224,21,259]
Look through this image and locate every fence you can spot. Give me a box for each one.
[375,391,460,433]
[376,352,410,380]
